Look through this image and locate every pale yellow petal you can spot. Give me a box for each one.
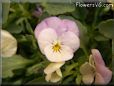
[1,30,17,57]
[56,69,62,77]
[80,62,95,75]
[89,55,95,67]
[44,62,65,74]
[45,74,51,82]
[82,74,94,84]
[50,72,62,83]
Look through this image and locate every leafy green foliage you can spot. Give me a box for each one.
[2,55,32,78]
[42,3,75,15]
[98,19,114,39]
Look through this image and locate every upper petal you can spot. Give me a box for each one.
[44,45,73,62]
[38,28,57,54]
[1,30,17,57]
[91,49,105,66]
[62,19,79,36]
[59,31,80,52]
[44,62,65,74]
[44,17,61,30]
[34,21,48,38]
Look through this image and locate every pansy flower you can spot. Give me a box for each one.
[34,17,80,62]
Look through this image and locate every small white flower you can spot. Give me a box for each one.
[38,28,80,62]
[1,30,17,57]
[44,62,65,82]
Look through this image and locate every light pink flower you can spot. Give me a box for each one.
[80,49,112,85]
[34,17,80,62]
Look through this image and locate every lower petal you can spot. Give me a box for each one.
[44,45,73,62]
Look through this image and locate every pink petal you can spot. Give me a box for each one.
[44,17,68,35]
[91,49,105,66]
[62,19,79,36]
[34,21,48,38]
[59,31,80,52]
[44,17,61,30]
[91,49,112,84]
[95,64,112,84]
[95,73,105,84]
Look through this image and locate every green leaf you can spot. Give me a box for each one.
[5,23,23,34]
[2,0,10,24]
[2,55,32,78]
[94,33,109,41]
[98,19,114,39]
[42,3,75,15]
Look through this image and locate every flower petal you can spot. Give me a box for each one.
[62,19,79,36]
[38,28,57,54]
[91,49,105,66]
[89,55,95,67]
[82,74,94,84]
[95,64,112,84]
[95,73,105,85]
[59,31,80,52]
[44,62,65,74]
[1,30,17,57]
[50,72,62,83]
[44,45,73,62]
[44,17,61,30]
[80,62,95,75]
[34,21,48,37]
[45,74,51,82]
[56,69,62,77]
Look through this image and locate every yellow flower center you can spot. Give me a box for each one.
[52,42,61,52]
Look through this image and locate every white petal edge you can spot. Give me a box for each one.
[38,28,57,54]
[59,31,80,52]
[44,45,73,62]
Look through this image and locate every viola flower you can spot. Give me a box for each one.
[80,49,112,85]
[44,62,65,82]
[34,17,80,62]
[1,30,17,57]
